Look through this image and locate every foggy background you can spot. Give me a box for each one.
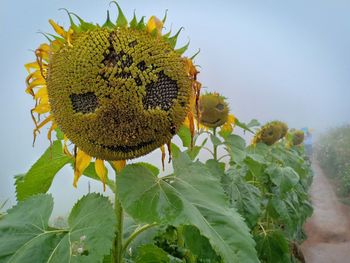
[0,0,349,216]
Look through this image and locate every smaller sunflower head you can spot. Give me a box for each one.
[271,121,288,139]
[197,92,229,128]
[253,121,283,146]
[291,130,305,146]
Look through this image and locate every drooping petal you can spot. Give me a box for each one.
[73,150,92,187]
[160,145,166,171]
[187,111,195,148]
[111,160,126,173]
[32,103,50,114]
[49,19,66,38]
[63,135,73,158]
[146,16,163,36]
[95,159,107,191]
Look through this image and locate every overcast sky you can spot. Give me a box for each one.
[1,0,349,215]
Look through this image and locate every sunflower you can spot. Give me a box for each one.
[291,130,305,146]
[25,3,200,188]
[252,121,285,146]
[184,92,235,132]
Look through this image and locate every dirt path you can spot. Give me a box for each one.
[301,160,350,263]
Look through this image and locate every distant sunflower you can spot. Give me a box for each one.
[25,2,200,188]
[184,92,235,132]
[292,130,305,146]
[252,121,286,146]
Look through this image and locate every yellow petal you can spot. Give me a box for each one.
[187,111,195,148]
[95,159,107,191]
[146,16,163,36]
[111,160,126,173]
[47,122,58,143]
[24,62,40,73]
[63,135,73,158]
[227,114,236,126]
[49,19,66,38]
[34,87,48,100]
[73,150,92,188]
[33,103,50,114]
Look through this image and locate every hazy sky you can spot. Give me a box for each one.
[1,0,349,214]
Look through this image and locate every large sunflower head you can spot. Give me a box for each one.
[252,121,283,146]
[197,92,229,128]
[25,3,200,186]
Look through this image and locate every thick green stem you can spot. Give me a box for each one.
[113,172,124,263]
[122,223,157,253]
[213,127,218,160]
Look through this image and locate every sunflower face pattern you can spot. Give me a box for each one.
[253,121,287,146]
[198,93,229,128]
[48,27,191,160]
[25,4,201,187]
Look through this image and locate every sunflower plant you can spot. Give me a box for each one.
[0,3,314,263]
[0,3,264,263]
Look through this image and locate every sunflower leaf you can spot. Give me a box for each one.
[15,140,71,201]
[116,152,259,263]
[0,193,115,263]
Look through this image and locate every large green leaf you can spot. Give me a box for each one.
[15,140,71,201]
[182,225,221,262]
[135,244,170,263]
[266,166,300,194]
[0,193,115,263]
[224,134,247,163]
[116,153,259,263]
[222,169,262,228]
[255,230,291,263]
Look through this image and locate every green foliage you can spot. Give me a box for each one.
[317,125,350,196]
[116,153,259,263]
[6,116,313,263]
[15,141,71,201]
[0,193,115,263]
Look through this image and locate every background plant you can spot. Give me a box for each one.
[316,125,350,198]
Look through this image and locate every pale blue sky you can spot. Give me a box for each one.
[1,0,349,214]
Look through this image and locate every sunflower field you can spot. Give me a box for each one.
[317,125,350,198]
[0,3,313,263]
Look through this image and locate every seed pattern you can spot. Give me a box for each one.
[47,27,191,160]
[70,92,99,114]
[143,71,179,111]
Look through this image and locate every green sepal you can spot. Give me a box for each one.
[136,16,146,30]
[70,12,96,32]
[176,40,190,55]
[103,10,115,29]
[45,33,65,43]
[162,9,168,24]
[129,11,138,28]
[37,31,53,43]
[150,28,158,37]
[110,1,128,28]
[162,30,172,39]
[190,49,201,60]
[167,27,184,48]
[59,8,80,32]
